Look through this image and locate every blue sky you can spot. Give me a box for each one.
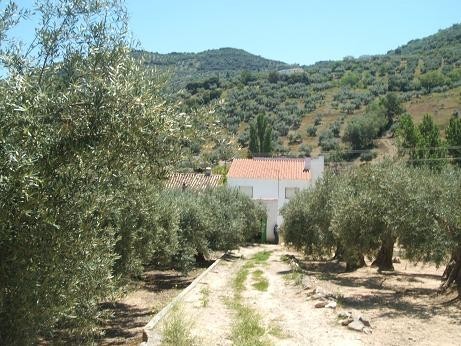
[9,0,461,65]
[127,0,460,64]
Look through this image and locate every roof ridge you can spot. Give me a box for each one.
[233,157,306,161]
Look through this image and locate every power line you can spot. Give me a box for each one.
[320,145,461,156]
[324,157,461,165]
[406,156,461,163]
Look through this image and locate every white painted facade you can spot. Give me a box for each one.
[227,156,324,242]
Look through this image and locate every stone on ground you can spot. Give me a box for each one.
[347,319,365,332]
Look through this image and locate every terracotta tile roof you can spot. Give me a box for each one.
[166,173,222,190]
[227,158,311,180]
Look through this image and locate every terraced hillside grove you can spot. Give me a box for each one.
[139,24,461,168]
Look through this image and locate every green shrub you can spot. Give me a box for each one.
[281,173,338,257]
[307,126,317,137]
[360,151,377,161]
[319,130,339,151]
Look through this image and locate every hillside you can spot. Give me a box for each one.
[143,24,461,169]
[133,47,291,89]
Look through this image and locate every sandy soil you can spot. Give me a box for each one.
[152,244,461,346]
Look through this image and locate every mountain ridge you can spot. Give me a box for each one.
[136,22,461,80]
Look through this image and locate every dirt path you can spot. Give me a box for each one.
[244,246,362,345]
[177,246,268,345]
[151,245,461,346]
[153,245,362,345]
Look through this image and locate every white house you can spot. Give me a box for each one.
[227,156,324,242]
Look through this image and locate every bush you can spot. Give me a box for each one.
[201,188,266,249]
[282,162,461,277]
[340,71,360,88]
[330,121,341,137]
[419,70,449,91]
[288,131,302,145]
[149,187,266,272]
[343,112,387,150]
[299,143,312,157]
[307,126,317,137]
[314,114,323,126]
[360,151,377,161]
[319,130,339,151]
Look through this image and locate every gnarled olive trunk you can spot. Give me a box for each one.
[345,253,366,272]
[441,246,461,293]
[195,252,207,263]
[332,244,344,261]
[371,235,396,271]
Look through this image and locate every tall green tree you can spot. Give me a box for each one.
[397,114,447,168]
[380,93,404,127]
[396,113,419,149]
[446,116,461,165]
[249,124,259,154]
[415,114,447,168]
[249,113,272,156]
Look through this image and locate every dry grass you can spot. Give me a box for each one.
[226,250,274,346]
[161,305,199,346]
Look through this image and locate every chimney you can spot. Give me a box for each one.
[309,156,324,184]
[205,167,212,176]
[303,157,311,172]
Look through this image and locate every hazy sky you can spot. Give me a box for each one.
[10,0,461,65]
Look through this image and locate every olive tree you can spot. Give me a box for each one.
[0,0,186,342]
[281,173,341,258]
[330,163,414,271]
[395,167,461,291]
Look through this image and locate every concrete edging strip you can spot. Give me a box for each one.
[141,255,224,345]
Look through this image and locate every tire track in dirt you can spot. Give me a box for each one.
[159,246,266,345]
[243,246,363,346]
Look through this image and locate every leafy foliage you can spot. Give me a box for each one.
[396,114,448,169]
[281,173,338,257]
[343,112,387,150]
[154,187,266,272]
[0,1,264,343]
[282,162,461,277]
[446,116,461,164]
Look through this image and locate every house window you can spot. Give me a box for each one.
[285,187,299,199]
[238,186,253,198]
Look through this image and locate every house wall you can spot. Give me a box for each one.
[227,177,311,241]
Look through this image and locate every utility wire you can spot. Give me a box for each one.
[320,145,461,156]
[325,157,461,165]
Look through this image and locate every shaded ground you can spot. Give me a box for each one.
[97,265,208,345]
